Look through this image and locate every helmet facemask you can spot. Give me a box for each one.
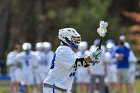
[71,36,81,45]
[65,36,81,49]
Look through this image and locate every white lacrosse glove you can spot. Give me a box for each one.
[90,48,102,65]
[97,20,108,37]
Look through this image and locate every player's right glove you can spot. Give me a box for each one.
[89,48,102,65]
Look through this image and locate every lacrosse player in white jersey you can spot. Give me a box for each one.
[128,49,137,93]
[34,42,44,93]
[88,39,106,93]
[76,41,90,93]
[104,40,117,93]
[15,42,39,93]
[43,28,103,93]
[40,42,54,81]
[6,44,21,93]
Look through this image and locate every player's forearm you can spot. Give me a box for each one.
[84,56,91,63]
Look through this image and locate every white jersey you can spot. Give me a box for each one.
[104,52,117,72]
[34,50,54,68]
[6,50,20,82]
[89,45,106,75]
[43,50,54,70]
[6,51,19,66]
[15,51,39,85]
[76,50,90,83]
[34,51,43,63]
[16,51,39,73]
[35,50,54,81]
[104,51,117,83]
[44,46,77,90]
[129,50,137,72]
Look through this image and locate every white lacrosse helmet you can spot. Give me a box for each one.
[106,42,115,49]
[78,41,88,51]
[35,42,43,51]
[58,28,81,49]
[22,42,32,51]
[106,42,115,53]
[43,42,52,51]
[119,35,126,41]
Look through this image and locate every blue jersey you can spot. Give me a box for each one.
[114,45,130,68]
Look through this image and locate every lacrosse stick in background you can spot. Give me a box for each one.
[97,20,108,49]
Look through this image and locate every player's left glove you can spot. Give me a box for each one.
[89,48,102,65]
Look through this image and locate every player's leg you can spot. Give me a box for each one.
[9,67,17,93]
[109,71,117,93]
[76,68,82,93]
[15,68,24,93]
[117,69,123,93]
[83,73,90,93]
[84,69,90,93]
[84,83,90,93]
[118,83,123,93]
[123,69,133,93]
[24,72,34,93]
[89,75,96,93]
[37,65,44,92]
[33,70,42,93]
[98,75,105,93]
[128,71,136,93]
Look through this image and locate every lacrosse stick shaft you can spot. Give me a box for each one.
[98,37,103,49]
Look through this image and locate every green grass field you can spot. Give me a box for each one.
[133,78,140,92]
[0,78,140,93]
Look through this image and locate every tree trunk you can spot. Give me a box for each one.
[0,0,11,59]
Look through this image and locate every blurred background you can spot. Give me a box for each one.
[0,0,140,92]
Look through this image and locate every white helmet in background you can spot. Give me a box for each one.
[106,42,115,49]
[35,42,43,51]
[43,42,52,51]
[119,35,126,41]
[106,41,115,52]
[58,28,81,49]
[22,42,32,51]
[78,41,88,51]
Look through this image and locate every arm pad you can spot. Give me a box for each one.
[75,58,89,67]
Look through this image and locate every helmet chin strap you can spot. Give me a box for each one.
[65,38,78,49]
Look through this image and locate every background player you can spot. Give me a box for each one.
[114,38,131,93]
[34,42,44,93]
[6,44,21,93]
[104,40,117,93]
[88,39,106,93]
[76,41,90,93]
[15,42,39,93]
[119,35,138,93]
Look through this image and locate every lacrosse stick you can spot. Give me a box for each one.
[97,20,108,49]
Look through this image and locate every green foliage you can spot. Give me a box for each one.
[4,0,139,57]
[60,0,112,45]
[62,0,112,24]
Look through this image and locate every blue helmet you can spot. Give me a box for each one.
[106,39,114,44]
[94,39,100,45]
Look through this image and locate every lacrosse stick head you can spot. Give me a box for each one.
[97,20,108,37]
